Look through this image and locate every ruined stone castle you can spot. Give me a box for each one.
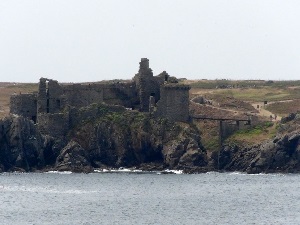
[10,59,190,135]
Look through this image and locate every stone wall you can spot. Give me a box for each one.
[102,83,137,108]
[37,78,63,114]
[37,78,48,113]
[62,82,137,109]
[10,93,37,122]
[36,77,138,116]
[134,58,162,111]
[37,112,70,138]
[10,58,191,125]
[62,84,104,109]
[48,79,63,113]
[156,84,190,122]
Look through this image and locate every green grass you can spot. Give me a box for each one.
[202,87,300,102]
[189,80,264,89]
[265,99,300,117]
[189,80,300,90]
[232,88,291,101]
[226,121,277,146]
[202,137,220,152]
[190,79,300,103]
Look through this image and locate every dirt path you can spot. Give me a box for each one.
[191,97,284,121]
[191,97,248,118]
[251,102,282,121]
[191,96,293,121]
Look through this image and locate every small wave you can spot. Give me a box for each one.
[249,173,287,177]
[94,168,146,173]
[229,171,246,175]
[163,169,183,174]
[228,172,286,176]
[94,168,183,174]
[247,173,268,176]
[45,171,72,174]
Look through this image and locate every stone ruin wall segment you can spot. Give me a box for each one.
[9,58,191,131]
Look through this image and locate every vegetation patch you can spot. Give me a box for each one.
[194,120,220,152]
[265,100,300,117]
[225,121,277,146]
[189,79,300,90]
[207,88,292,102]
[203,137,220,152]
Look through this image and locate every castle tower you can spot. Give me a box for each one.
[37,78,63,115]
[135,58,155,112]
[156,84,190,122]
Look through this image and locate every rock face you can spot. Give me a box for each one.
[0,115,44,171]
[68,108,207,171]
[55,140,92,173]
[3,106,300,174]
[0,105,207,172]
[217,114,300,173]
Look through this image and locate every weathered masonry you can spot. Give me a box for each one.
[10,59,191,129]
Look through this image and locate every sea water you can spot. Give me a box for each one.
[1,171,300,225]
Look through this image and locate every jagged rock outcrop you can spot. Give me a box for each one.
[0,104,207,172]
[3,109,300,173]
[217,113,300,173]
[0,115,44,171]
[55,140,92,173]
[69,108,207,171]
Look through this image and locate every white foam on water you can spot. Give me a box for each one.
[228,172,287,177]
[94,168,183,174]
[45,171,72,174]
[94,168,144,173]
[163,169,183,174]
[229,171,246,175]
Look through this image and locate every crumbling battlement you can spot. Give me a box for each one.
[10,58,191,133]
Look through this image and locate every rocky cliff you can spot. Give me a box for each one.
[217,113,300,173]
[0,115,44,172]
[3,104,300,174]
[0,104,207,172]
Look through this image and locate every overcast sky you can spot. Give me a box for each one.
[0,0,299,82]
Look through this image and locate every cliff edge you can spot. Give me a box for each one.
[0,104,207,172]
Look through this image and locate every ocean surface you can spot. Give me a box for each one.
[1,171,300,225]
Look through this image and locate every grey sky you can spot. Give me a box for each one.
[0,0,299,82]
